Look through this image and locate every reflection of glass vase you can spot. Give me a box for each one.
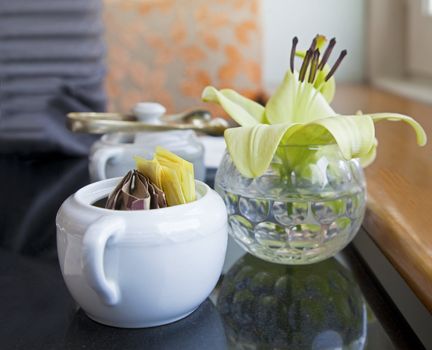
[215,144,366,264]
[217,254,367,349]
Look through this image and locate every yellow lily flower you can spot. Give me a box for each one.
[202,36,426,178]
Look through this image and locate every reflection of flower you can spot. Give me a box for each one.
[203,36,426,178]
[105,170,167,210]
[217,254,367,349]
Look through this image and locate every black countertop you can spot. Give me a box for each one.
[0,156,424,349]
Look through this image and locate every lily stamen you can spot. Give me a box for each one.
[325,49,347,81]
[290,36,298,73]
[299,49,313,82]
[318,37,336,70]
[308,49,320,83]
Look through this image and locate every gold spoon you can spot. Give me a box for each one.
[67,111,228,137]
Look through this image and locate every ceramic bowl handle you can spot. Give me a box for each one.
[83,216,125,306]
[90,147,125,181]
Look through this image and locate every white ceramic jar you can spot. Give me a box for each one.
[89,131,205,182]
[89,102,205,182]
[56,178,227,328]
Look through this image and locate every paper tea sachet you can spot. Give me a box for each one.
[135,147,196,206]
[105,170,167,210]
[201,35,427,178]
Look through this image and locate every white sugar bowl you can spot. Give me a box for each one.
[56,178,227,328]
[89,131,205,182]
[89,102,205,182]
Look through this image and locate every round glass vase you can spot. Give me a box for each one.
[215,144,366,265]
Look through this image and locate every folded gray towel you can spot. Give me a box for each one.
[0,77,64,95]
[0,1,101,15]
[0,15,103,38]
[0,73,105,95]
[0,61,105,77]
[0,97,52,114]
[0,0,106,156]
[0,39,105,61]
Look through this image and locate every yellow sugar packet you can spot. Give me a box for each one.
[160,166,186,206]
[134,147,195,206]
[134,157,162,189]
[155,147,196,203]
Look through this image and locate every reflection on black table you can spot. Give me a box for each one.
[0,157,90,260]
[65,300,226,350]
[0,156,407,349]
[217,254,366,349]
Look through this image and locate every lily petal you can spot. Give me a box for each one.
[371,113,427,146]
[265,70,335,125]
[285,115,376,160]
[360,138,378,167]
[315,69,335,103]
[219,88,266,123]
[201,86,265,126]
[225,115,377,179]
[224,123,293,178]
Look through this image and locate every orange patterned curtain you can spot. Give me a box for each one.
[103,0,262,114]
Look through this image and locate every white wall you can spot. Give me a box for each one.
[367,0,405,79]
[262,0,365,89]
[407,0,432,78]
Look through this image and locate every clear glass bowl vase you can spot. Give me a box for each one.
[215,144,366,264]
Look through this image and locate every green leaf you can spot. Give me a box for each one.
[201,86,265,126]
[265,70,335,125]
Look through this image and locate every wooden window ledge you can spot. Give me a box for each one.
[333,84,432,313]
